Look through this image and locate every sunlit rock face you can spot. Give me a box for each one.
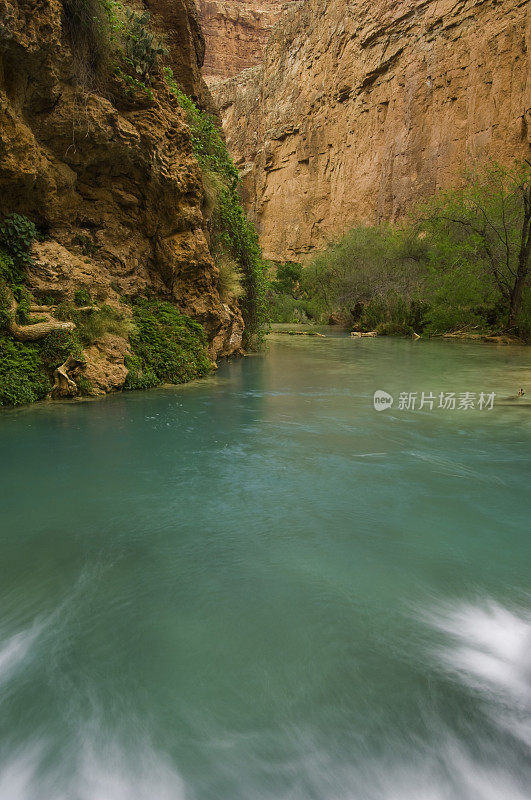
[198,0,296,84]
[212,0,530,262]
[0,0,244,366]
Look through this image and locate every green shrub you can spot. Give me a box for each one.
[267,293,315,324]
[270,262,303,295]
[375,321,414,336]
[303,225,429,326]
[38,330,83,371]
[13,286,31,324]
[78,304,133,344]
[125,299,211,388]
[0,336,51,406]
[55,302,132,344]
[122,7,167,80]
[0,278,13,331]
[0,249,24,287]
[420,260,496,335]
[123,352,160,390]
[301,163,530,339]
[359,295,418,333]
[417,161,531,330]
[0,214,37,274]
[62,0,167,91]
[76,375,95,396]
[74,288,93,306]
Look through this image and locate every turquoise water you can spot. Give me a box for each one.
[1,335,530,799]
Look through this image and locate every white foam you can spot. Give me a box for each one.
[1,597,529,800]
[76,740,186,800]
[0,737,186,800]
[0,626,40,686]
[427,599,531,705]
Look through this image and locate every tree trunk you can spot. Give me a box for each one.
[6,293,75,341]
[508,185,531,328]
[52,355,86,398]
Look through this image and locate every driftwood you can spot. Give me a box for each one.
[52,355,86,398]
[4,289,88,398]
[276,330,326,337]
[7,292,75,341]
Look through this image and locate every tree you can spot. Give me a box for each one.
[419,161,531,331]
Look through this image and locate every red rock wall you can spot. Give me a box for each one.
[213,0,531,262]
[198,0,295,84]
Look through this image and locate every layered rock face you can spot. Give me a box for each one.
[213,0,531,262]
[198,0,293,83]
[0,0,244,385]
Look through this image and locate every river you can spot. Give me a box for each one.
[1,334,530,799]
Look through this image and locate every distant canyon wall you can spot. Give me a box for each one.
[212,0,531,262]
[198,0,295,83]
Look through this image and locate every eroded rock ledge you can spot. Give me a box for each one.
[0,0,244,398]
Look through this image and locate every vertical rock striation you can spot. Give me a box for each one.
[213,0,531,262]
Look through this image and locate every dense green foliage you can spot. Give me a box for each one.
[0,214,37,279]
[38,330,83,370]
[56,302,132,345]
[0,215,135,405]
[122,7,167,80]
[266,263,316,324]
[418,161,531,333]
[0,336,51,406]
[62,0,167,96]
[271,162,531,339]
[0,250,21,289]
[270,262,303,296]
[124,300,212,390]
[164,68,268,347]
[299,225,429,333]
[74,288,93,306]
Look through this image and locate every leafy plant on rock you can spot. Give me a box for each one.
[125,299,211,388]
[164,68,268,347]
[0,214,38,277]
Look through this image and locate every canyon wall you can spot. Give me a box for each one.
[213,0,531,262]
[198,0,297,83]
[0,0,244,382]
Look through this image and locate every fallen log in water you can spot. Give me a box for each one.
[276,330,326,337]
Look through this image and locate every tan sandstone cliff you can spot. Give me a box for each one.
[213,0,531,262]
[198,0,295,83]
[0,0,244,393]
